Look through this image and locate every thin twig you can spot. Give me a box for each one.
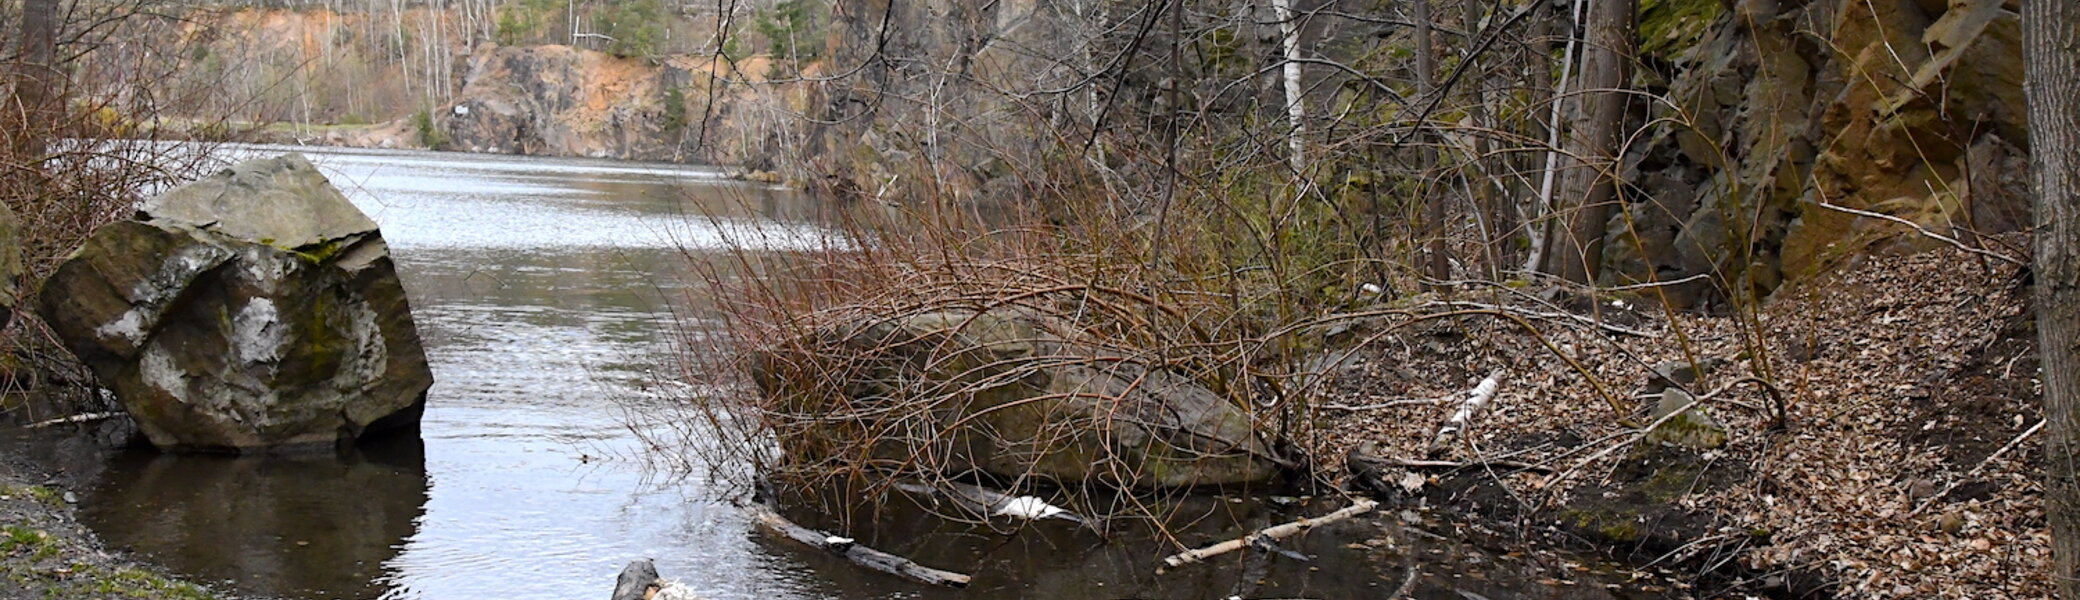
[26,411,120,429]
[1350,453,1555,475]
[1425,300,1658,338]
[1811,200,2023,266]
[1909,419,2045,516]
[1320,397,1452,411]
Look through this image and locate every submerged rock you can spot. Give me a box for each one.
[37,154,432,452]
[757,309,1283,489]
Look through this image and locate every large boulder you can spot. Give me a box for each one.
[37,154,432,452]
[757,309,1282,489]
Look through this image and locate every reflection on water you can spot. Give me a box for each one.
[7,144,1647,600]
[82,437,427,600]
[52,144,837,600]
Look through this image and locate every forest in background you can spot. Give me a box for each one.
[5,0,2080,599]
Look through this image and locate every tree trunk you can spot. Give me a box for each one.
[1553,0,1635,284]
[1527,0,1583,274]
[1462,0,1505,277]
[2026,4,2080,598]
[1416,0,1450,286]
[1271,0,1306,173]
[9,0,60,164]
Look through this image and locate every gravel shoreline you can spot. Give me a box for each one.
[0,448,235,600]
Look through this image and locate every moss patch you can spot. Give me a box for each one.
[1640,0,1725,60]
[0,485,62,506]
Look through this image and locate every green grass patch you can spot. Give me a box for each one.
[2,484,62,505]
[2,525,58,561]
[92,567,221,600]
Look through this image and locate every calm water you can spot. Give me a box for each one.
[8,144,1650,600]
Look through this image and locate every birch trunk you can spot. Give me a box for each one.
[1526,0,1585,274]
[1271,0,1306,173]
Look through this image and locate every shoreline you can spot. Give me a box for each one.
[0,444,236,600]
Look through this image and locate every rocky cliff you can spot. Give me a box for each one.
[168,0,2034,304]
[430,45,809,166]
[1613,0,2027,307]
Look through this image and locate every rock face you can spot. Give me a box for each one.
[37,154,432,452]
[758,309,1282,489]
[1612,0,2029,307]
[432,44,807,169]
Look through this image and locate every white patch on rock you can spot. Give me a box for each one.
[233,298,285,364]
[100,243,233,345]
[240,248,290,295]
[139,345,188,402]
[95,310,147,344]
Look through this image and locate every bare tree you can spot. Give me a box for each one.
[1551,0,1634,284]
[1415,0,1449,285]
[1525,0,1582,274]
[2026,3,2080,598]
[9,0,61,163]
[1461,0,1503,276]
[1270,0,1304,173]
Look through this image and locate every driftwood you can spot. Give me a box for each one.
[26,412,121,429]
[1157,498,1379,571]
[1424,372,1503,457]
[745,502,972,588]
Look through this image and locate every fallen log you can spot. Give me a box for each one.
[1424,371,1503,457]
[1157,498,1378,571]
[745,502,972,588]
[26,412,121,429]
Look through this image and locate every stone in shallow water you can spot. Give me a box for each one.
[37,153,432,452]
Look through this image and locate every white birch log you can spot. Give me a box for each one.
[1424,372,1504,456]
[1158,498,1379,571]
